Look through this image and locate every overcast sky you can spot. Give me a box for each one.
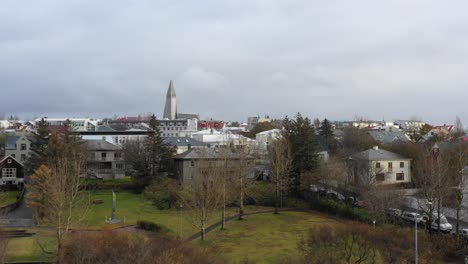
[1,0,468,125]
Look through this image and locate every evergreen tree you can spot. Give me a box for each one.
[318,118,337,153]
[130,114,176,188]
[25,118,50,176]
[283,113,319,197]
[145,114,164,179]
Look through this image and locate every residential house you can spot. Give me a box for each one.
[0,120,11,130]
[394,120,426,133]
[348,146,412,186]
[367,131,411,145]
[164,137,206,154]
[421,125,453,142]
[5,135,34,163]
[174,147,256,183]
[0,155,24,186]
[84,139,125,179]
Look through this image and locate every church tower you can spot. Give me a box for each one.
[163,80,177,120]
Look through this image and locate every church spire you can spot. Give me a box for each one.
[163,80,177,119]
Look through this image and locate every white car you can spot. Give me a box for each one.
[400,211,423,223]
[461,229,468,240]
[421,214,452,233]
[386,208,402,217]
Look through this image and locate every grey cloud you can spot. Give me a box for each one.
[1,0,468,124]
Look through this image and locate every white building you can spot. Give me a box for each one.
[394,120,426,132]
[34,118,99,132]
[190,129,255,148]
[348,146,412,185]
[255,129,282,153]
[0,120,11,129]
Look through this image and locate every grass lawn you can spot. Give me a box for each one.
[82,191,270,238]
[0,191,20,207]
[4,228,55,262]
[200,211,343,264]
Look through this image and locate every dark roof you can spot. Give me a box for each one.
[96,125,115,132]
[5,136,21,150]
[5,135,34,150]
[0,154,25,167]
[368,131,410,144]
[174,147,241,160]
[350,147,410,161]
[84,139,121,151]
[164,137,205,147]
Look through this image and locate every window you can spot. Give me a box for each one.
[396,173,404,181]
[376,173,385,181]
[116,163,124,169]
[21,154,26,162]
[2,168,16,178]
[400,162,404,168]
[190,160,195,167]
[7,159,12,164]
[101,152,107,161]
[114,152,122,159]
[20,144,27,150]
[388,162,393,171]
[376,162,380,168]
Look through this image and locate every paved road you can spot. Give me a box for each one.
[0,191,33,228]
[404,196,468,233]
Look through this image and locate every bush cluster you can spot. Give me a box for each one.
[309,198,371,223]
[136,220,162,232]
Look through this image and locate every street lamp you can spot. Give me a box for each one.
[415,213,418,264]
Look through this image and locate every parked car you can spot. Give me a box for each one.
[421,214,452,233]
[326,190,346,201]
[386,208,402,217]
[400,211,423,224]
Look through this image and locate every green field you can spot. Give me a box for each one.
[6,191,333,263]
[201,211,342,263]
[82,191,269,237]
[0,191,19,207]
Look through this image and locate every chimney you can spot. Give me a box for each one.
[373,146,379,150]
[187,144,191,150]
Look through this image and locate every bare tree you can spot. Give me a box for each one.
[181,151,223,240]
[454,116,465,138]
[235,142,259,220]
[26,134,89,258]
[217,146,237,230]
[413,146,450,233]
[446,142,468,237]
[268,137,292,214]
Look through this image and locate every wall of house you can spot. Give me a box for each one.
[371,160,411,184]
[87,150,125,179]
[0,156,24,185]
[5,137,32,163]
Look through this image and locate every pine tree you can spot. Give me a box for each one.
[145,114,163,179]
[283,113,319,197]
[25,118,49,176]
[318,118,337,153]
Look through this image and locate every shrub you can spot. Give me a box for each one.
[248,182,276,206]
[61,230,222,264]
[136,220,162,232]
[144,177,180,209]
[309,199,371,222]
